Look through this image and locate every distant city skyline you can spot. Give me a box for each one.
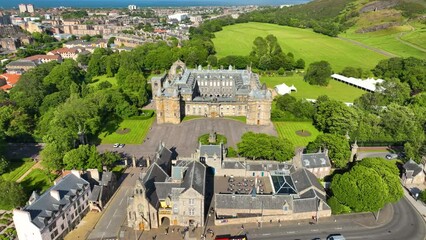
[0,0,310,9]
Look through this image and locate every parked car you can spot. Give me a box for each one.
[113,143,119,148]
[327,234,345,240]
[118,143,125,148]
[385,153,398,160]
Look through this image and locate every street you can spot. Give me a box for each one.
[246,197,426,240]
[87,167,142,240]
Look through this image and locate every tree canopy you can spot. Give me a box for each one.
[306,133,351,168]
[237,132,295,162]
[304,61,332,86]
[330,158,403,213]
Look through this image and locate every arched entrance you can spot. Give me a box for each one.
[161,217,170,226]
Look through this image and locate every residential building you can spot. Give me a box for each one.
[13,171,91,240]
[128,5,137,10]
[6,59,37,74]
[48,47,80,60]
[64,39,108,53]
[0,73,21,91]
[27,4,35,13]
[168,13,189,22]
[153,60,272,125]
[127,143,207,230]
[402,159,425,184]
[0,38,20,51]
[87,170,118,212]
[25,54,62,64]
[18,4,27,13]
[113,34,146,48]
[300,151,331,179]
[0,14,11,25]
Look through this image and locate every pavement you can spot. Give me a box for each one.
[403,185,426,222]
[87,167,142,240]
[97,118,277,158]
[64,212,102,240]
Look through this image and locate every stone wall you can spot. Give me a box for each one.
[246,99,271,125]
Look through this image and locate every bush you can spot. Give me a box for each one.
[327,196,351,214]
[227,147,238,157]
[0,219,9,225]
[420,190,426,204]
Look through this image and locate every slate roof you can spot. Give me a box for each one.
[89,185,102,202]
[301,152,331,168]
[155,144,173,173]
[6,60,36,67]
[142,163,169,206]
[403,159,423,177]
[182,161,206,195]
[215,194,293,210]
[293,189,330,213]
[23,173,89,229]
[291,168,323,193]
[101,172,113,186]
[154,182,181,200]
[222,161,245,169]
[199,145,222,158]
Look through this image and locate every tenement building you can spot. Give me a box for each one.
[152,60,272,125]
[13,171,91,240]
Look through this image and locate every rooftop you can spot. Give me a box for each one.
[301,152,331,168]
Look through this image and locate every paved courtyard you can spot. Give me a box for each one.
[98,118,277,159]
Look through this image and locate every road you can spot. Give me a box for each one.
[246,197,426,240]
[87,167,141,240]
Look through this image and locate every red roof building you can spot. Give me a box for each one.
[0,73,21,91]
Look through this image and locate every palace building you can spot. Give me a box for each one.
[151,60,272,125]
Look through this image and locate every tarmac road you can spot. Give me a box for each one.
[87,167,141,240]
[247,197,426,240]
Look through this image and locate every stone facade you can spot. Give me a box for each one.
[153,61,272,125]
[127,144,206,231]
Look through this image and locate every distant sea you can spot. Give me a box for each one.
[0,0,310,9]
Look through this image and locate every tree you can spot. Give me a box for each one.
[295,58,305,69]
[0,179,27,209]
[77,53,91,66]
[43,60,85,94]
[100,151,121,170]
[0,156,8,175]
[306,134,351,168]
[357,157,403,203]
[331,165,388,212]
[340,67,363,78]
[237,132,294,161]
[304,61,332,86]
[207,55,218,67]
[63,144,101,170]
[313,98,358,134]
[41,143,67,171]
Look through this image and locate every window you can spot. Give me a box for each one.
[61,224,64,230]
[189,199,195,205]
[189,208,195,216]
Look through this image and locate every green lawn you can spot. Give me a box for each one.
[274,121,321,147]
[98,117,155,144]
[1,158,35,182]
[21,169,56,194]
[262,75,366,102]
[341,25,426,59]
[90,75,118,87]
[213,22,388,72]
[182,115,204,122]
[400,28,426,50]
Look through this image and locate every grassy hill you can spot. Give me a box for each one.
[213,22,387,72]
[340,0,426,58]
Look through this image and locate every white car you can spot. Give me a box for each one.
[113,143,119,148]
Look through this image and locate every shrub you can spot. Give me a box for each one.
[327,196,351,214]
